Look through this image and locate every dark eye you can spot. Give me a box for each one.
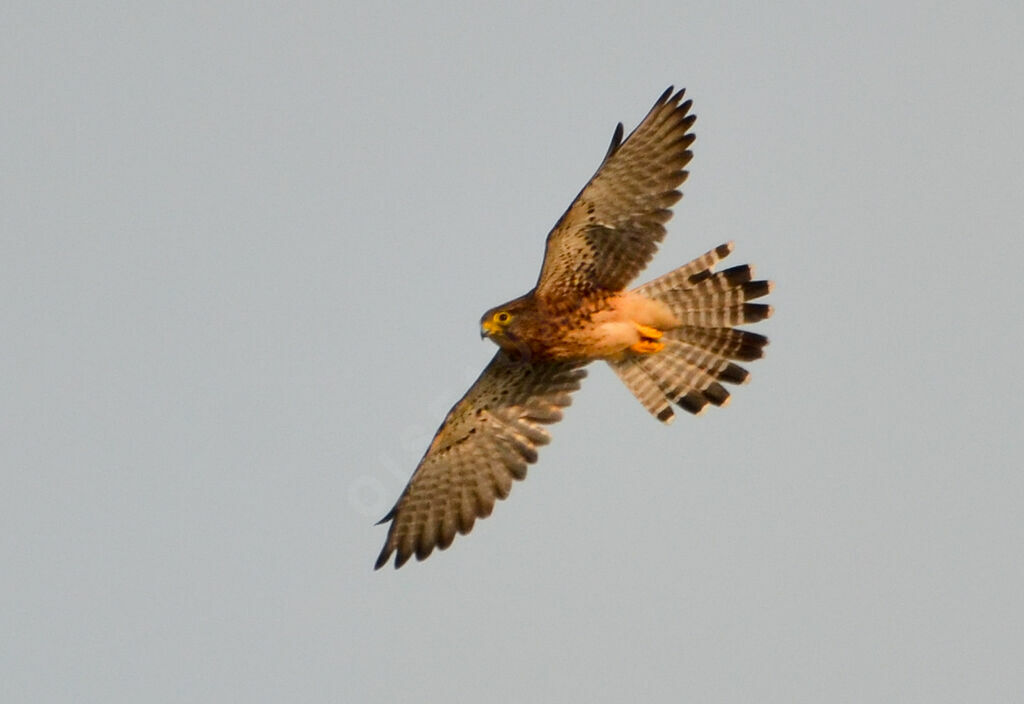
[496,311,511,323]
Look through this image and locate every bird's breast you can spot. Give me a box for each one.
[550,292,680,361]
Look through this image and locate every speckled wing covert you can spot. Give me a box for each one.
[374,352,586,569]
[535,87,695,303]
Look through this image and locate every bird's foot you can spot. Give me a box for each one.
[634,324,663,340]
[630,323,665,354]
[631,339,665,354]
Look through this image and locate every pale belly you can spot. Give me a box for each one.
[553,292,680,360]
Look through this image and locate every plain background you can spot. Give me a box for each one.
[4,2,1023,702]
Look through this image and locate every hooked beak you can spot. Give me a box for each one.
[481,320,499,339]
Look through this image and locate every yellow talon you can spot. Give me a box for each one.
[630,339,665,354]
[630,322,665,353]
[634,323,663,339]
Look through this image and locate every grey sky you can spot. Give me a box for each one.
[4,2,1023,702]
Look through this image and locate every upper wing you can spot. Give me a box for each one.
[534,87,696,302]
[374,352,587,569]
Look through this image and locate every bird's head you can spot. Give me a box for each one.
[480,296,533,351]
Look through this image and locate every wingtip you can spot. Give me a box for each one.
[604,122,625,161]
[654,86,691,112]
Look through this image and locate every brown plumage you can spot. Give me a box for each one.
[375,87,773,569]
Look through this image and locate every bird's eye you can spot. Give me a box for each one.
[495,311,511,324]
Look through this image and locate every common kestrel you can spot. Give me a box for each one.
[375,87,773,569]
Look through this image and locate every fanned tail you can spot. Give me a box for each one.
[609,243,773,423]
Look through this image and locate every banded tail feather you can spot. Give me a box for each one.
[611,243,772,423]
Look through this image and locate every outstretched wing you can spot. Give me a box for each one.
[375,352,587,569]
[535,87,696,303]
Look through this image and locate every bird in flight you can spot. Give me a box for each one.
[375,87,773,569]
